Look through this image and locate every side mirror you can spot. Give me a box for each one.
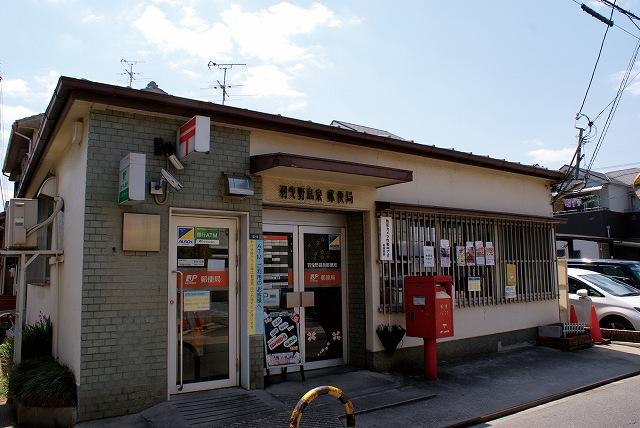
[577,289,588,298]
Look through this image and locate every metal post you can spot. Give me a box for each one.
[14,254,26,363]
[424,338,438,380]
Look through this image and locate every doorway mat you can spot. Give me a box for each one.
[170,387,285,427]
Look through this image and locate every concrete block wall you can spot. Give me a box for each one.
[79,108,262,420]
[346,212,366,367]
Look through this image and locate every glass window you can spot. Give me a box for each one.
[581,274,640,297]
[600,265,630,280]
[628,264,640,284]
[568,277,583,294]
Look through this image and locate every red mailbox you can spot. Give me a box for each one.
[404,275,454,379]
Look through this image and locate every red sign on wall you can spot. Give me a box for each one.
[179,271,229,288]
[304,270,342,286]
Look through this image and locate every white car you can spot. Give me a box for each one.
[568,268,640,331]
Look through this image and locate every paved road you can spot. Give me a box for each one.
[483,374,640,428]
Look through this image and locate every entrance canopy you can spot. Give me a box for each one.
[250,153,413,188]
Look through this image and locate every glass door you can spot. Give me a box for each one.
[262,224,347,370]
[299,226,346,369]
[169,216,237,394]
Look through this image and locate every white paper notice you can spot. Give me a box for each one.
[423,246,435,268]
[380,216,393,261]
[485,242,495,266]
[468,276,481,292]
[475,241,485,266]
[456,246,466,266]
[465,242,476,266]
[440,239,451,268]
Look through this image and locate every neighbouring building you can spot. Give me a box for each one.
[554,166,640,260]
[3,77,564,421]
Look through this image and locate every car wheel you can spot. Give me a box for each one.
[599,316,635,331]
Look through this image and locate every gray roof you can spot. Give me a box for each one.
[605,167,640,186]
[330,120,407,140]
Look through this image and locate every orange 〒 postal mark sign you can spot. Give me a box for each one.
[179,271,229,288]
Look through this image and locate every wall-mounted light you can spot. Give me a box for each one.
[224,173,253,197]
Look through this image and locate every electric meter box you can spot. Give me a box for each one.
[118,153,146,205]
[176,115,210,162]
[404,275,454,340]
[5,198,38,249]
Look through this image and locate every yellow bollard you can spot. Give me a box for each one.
[289,385,355,428]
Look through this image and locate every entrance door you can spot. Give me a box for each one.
[263,223,346,370]
[169,215,238,394]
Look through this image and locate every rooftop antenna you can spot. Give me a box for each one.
[120,59,144,88]
[207,61,245,105]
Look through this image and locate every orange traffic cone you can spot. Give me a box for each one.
[570,305,579,323]
[589,305,609,345]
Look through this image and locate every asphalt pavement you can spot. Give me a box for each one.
[482,374,640,428]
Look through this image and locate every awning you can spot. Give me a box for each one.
[250,152,413,188]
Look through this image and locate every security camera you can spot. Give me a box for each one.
[161,169,184,191]
[168,154,184,170]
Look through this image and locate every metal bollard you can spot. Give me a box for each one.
[289,385,355,428]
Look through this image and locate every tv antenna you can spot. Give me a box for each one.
[120,59,144,87]
[207,61,245,105]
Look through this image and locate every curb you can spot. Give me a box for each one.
[445,370,640,427]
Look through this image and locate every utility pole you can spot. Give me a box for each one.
[575,127,584,180]
[207,61,245,105]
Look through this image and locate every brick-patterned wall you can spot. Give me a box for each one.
[79,108,262,420]
[346,212,366,367]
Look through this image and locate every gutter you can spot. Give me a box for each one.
[16,77,565,196]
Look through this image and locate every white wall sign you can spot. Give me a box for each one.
[485,242,495,266]
[468,276,481,292]
[118,153,145,205]
[440,239,451,267]
[475,241,485,266]
[423,246,435,268]
[177,115,210,162]
[380,216,393,261]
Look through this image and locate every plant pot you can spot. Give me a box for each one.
[376,325,406,356]
[16,401,77,428]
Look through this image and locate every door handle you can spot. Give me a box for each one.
[173,270,185,391]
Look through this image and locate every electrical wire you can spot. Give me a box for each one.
[576,1,616,118]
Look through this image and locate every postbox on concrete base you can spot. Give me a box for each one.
[404,275,454,379]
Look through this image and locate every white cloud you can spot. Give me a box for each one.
[1,105,37,147]
[81,13,104,23]
[241,65,305,99]
[527,147,575,166]
[2,79,31,97]
[34,69,60,97]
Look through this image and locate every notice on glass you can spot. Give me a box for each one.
[468,276,481,292]
[263,289,280,308]
[184,290,210,312]
[506,263,517,299]
[178,258,205,267]
[423,245,435,268]
[475,241,485,266]
[456,246,466,266]
[440,239,451,267]
[485,242,495,266]
[465,241,476,266]
[380,216,393,261]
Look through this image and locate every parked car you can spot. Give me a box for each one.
[568,268,640,330]
[568,259,640,289]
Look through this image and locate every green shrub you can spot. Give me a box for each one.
[0,337,13,369]
[22,313,52,360]
[8,357,76,407]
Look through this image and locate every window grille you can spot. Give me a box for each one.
[377,208,558,313]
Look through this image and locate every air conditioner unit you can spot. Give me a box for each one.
[5,199,38,249]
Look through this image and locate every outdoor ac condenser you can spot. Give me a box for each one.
[5,199,38,249]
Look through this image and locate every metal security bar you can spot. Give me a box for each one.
[377,209,558,313]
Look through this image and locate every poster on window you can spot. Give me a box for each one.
[263,310,302,369]
[440,239,451,267]
[304,234,342,286]
[485,242,495,266]
[475,241,485,266]
[465,241,476,266]
[456,246,466,266]
[380,216,393,261]
[263,233,293,289]
[423,245,435,268]
[506,263,517,299]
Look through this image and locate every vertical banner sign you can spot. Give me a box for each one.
[255,239,264,334]
[248,240,257,335]
[465,241,476,266]
[423,246,435,268]
[506,263,517,299]
[456,246,466,266]
[440,239,451,267]
[380,216,393,261]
